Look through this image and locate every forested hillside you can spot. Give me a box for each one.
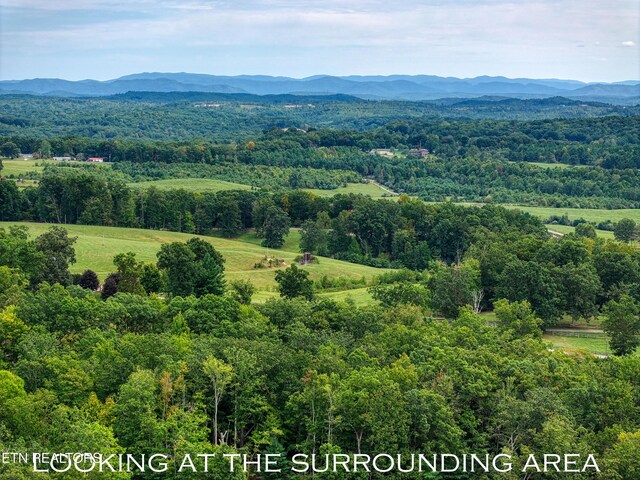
[0,88,639,479]
[1,212,639,478]
[0,94,637,141]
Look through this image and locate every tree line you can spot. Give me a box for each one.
[3,117,639,208]
[2,169,640,332]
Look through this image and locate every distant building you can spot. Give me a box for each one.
[369,149,395,158]
[409,148,430,157]
[20,153,34,159]
[87,157,104,163]
[52,156,73,161]
[299,252,313,265]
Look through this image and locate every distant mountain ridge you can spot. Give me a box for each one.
[1,73,638,102]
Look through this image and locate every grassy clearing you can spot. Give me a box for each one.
[479,311,497,322]
[543,334,613,356]
[507,205,640,224]
[1,158,111,178]
[526,162,573,170]
[546,224,616,239]
[0,222,391,292]
[515,161,589,170]
[318,287,374,305]
[127,178,252,192]
[1,159,46,177]
[303,182,395,198]
[434,201,640,226]
[124,178,394,198]
[230,229,302,252]
[252,287,375,306]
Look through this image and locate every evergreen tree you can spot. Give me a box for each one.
[78,269,100,291]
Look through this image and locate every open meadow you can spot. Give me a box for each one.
[126,178,393,198]
[0,221,391,300]
[1,158,110,177]
[127,178,252,193]
[303,181,396,198]
[506,205,640,224]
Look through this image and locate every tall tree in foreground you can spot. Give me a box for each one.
[186,237,225,296]
[157,242,196,297]
[428,260,480,318]
[0,142,20,159]
[614,218,637,243]
[33,226,77,286]
[601,295,640,356]
[157,238,225,297]
[254,200,290,249]
[494,299,542,338]
[275,264,314,300]
[203,356,234,445]
[113,251,145,295]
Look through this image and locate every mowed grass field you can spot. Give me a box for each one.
[507,205,640,224]
[0,222,391,299]
[436,201,640,227]
[455,201,639,241]
[303,182,396,198]
[1,158,110,177]
[512,161,589,170]
[543,334,613,356]
[127,178,252,193]
[1,158,48,176]
[126,178,393,198]
[547,224,617,240]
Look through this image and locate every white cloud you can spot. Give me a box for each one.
[1,0,638,81]
[620,40,636,47]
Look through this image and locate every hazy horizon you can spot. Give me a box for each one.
[1,0,638,82]
[1,72,638,84]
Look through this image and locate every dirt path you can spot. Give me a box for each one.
[367,179,399,196]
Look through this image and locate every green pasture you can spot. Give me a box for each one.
[543,334,614,356]
[126,178,394,198]
[230,229,302,252]
[1,158,45,177]
[507,205,640,224]
[303,182,396,198]
[1,158,110,178]
[515,161,589,170]
[127,178,252,192]
[546,224,616,239]
[0,222,391,294]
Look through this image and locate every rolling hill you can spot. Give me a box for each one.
[1,73,637,102]
[0,222,391,304]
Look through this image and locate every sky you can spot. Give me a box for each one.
[0,0,638,82]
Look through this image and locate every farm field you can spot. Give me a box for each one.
[303,181,396,198]
[433,201,640,225]
[505,205,640,224]
[0,221,392,293]
[1,158,109,177]
[230,229,302,252]
[127,178,252,192]
[124,177,395,198]
[520,161,589,170]
[543,333,613,356]
[1,158,46,176]
[546,224,616,239]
